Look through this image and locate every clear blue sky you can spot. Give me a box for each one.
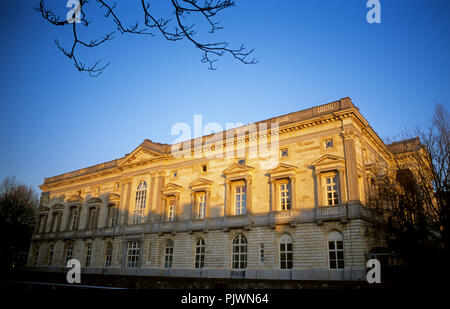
[1,0,449,191]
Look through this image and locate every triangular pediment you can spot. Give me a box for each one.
[119,140,169,168]
[108,193,120,202]
[87,197,103,204]
[189,178,213,188]
[119,147,163,167]
[52,203,65,210]
[67,195,84,203]
[311,154,345,166]
[267,163,297,174]
[222,163,254,175]
[161,183,183,194]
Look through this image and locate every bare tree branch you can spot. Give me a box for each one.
[36,0,257,75]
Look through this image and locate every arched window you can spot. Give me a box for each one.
[164,240,174,269]
[232,234,247,269]
[195,239,205,269]
[279,234,293,269]
[328,231,344,269]
[64,242,73,266]
[104,242,113,268]
[133,181,148,224]
[48,243,54,266]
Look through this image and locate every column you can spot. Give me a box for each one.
[342,130,360,203]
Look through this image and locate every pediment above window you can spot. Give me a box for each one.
[87,197,103,204]
[222,163,254,182]
[161,183,183,195]
[189,178,213,191]
[267,163,297,179]
[67,195,84,203]
[52,203,65,211]
[38,206,50,213]
[107,193,120,203]
[311,154,345,173]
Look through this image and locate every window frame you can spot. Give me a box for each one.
[324,173,340,206]
[279,234,293,270]
[328,231,345,270]
[233,183,247,215]
[85,242,93,267]
[164,240,174,269]
[195,238,205,269]
[104,242,113,268]
[126,241,141,268]
[133,181,148,225]
[232,234,247,270]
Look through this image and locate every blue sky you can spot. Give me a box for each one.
[0,0,449,191]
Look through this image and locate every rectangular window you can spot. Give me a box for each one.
[197,193,206,219]
[85,243,92,267]
[105,244,113,268]
[260,244,264,263]
[279,182,291,210]
[108,206,117,227]
[33,246,39,265]
[329,240,344,269]
[48,245,54,266]
[65,243,73,266]
[88,208,97,230]
[280,242,293,269]
[234,185,246,215]
[126,242,141,268]
[325,175,339,206]
[51,213,59,232]
[164,245,173,268]
[69,208,78,231]
[167,199,176,222]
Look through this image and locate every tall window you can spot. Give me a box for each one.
[279,182,291,210]
[85,243,93,267]
[164,240,174,268]
[167,199,176,222]
[197,193,206,219]
[126,242,141,268]
[325,175,339,206]
[280,234,293,269]
[104,242,113,268]
[133,181,147,224]
[195,239,205,269]
[328,231,345,269]
[33,245,40,265]
[64,242,73,266]
[48,244,54,266]
[69,207,78,231]
[260,244,265,263]
[232,234,247,269]
[107,205,117,228]
[51,213,60,232]
[87,207,97,230]
[234,185,246,215]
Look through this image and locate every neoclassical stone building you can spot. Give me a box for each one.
[28,97,397,281]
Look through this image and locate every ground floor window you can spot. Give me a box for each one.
[232,234,247,269]
[328,231,345,269]
[280,234,293,269]
[165,240,174,268]
[195,238,205,269]
[126,242,141,268]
